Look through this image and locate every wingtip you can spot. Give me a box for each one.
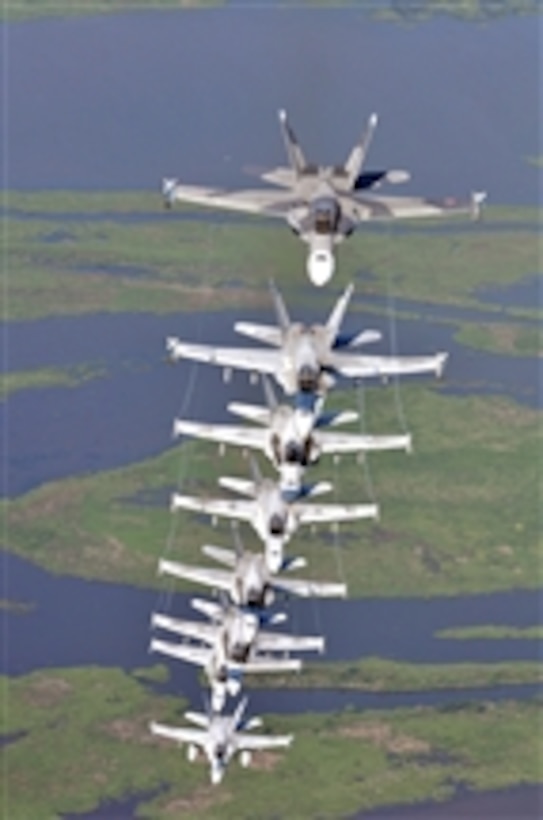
[278,108,287,123]
[369,112,378,128]
[471,190,487,220]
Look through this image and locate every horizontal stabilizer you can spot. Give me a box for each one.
[334,329,381,349]
[202,544,238,567]
[240,656,302,674]
[354,169,410,190]
[184,711,211,729]
[317,409,359,428]
[234,322,282,347]
[218,477,257,497]
[275,576,347,599]
[191,597,224,620]
[228,402,271,425]
[257,632,325,654]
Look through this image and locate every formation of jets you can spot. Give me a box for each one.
[163,109,486,286]
[151,110,484,784]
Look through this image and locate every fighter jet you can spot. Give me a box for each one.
[158,523,347,608]
[162,109,485,286]
[150,597,323,711]
[167,281,447,396]
[150,696,293,785]
[173,375,411,491]
[170,457,378,575]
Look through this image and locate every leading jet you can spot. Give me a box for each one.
[173,375,411,492]
[170,457,378,575]
[150,597,323,711]
[167,281,447,396]
[162,109,485,286]
[150,696,293,785]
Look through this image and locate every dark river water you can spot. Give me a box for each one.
[2,11,540,205]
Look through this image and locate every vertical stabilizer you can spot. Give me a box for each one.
[232,696,249,730]
[248,455,263,486]
[269,280,291,332]
[278,109,307,177]
[230,521,245,558]
[344,112,378,188]
[261,374,278,411]
[326,283,354,341]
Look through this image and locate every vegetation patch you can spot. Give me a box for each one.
[2,666,541,819]
[454,322,541,357]
[1,364,105,400]
[246,657,543,693]
[436,625,543,640]
[3,193,540,324]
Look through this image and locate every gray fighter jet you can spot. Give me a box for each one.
[150,696,293,785]
[158,522,347,608]
[173,375,411,492]
[150,597,323,711]
[162,109,485,285]
[167,281,447,396]
[170,457,378,575]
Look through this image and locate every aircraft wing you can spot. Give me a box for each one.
[256,632,324,654]
[173,419,267,453]
[159,559,233,594]
[150,639,212,668]
[294,501,379,525]
[152,613,217,645]
[171,493,255,523]
[341,191,484,222]
[166,339,281,376]
[318,430,412,454]
[273,576,347,599]
[330,351,448,379]
[234,731,293,751]
[167,182,298,216]
[150,721,208,747]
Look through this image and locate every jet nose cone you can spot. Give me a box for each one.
[307,249,335,287]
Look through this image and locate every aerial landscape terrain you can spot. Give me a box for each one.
[1,2,542,818]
